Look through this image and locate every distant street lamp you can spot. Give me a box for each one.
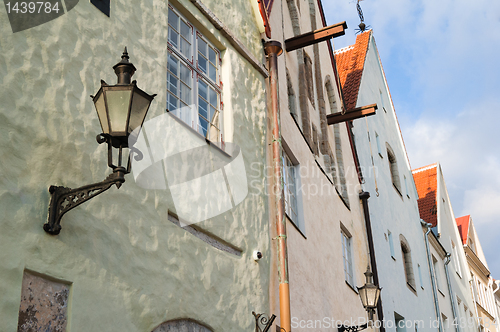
[357,265,382,322]
[43,48,156,235]
[338,265,382,332]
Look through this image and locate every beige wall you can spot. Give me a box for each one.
[266,0,371,330]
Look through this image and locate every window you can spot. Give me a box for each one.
[386,144,401,195]
[400,234,416,290]
[418,264,424,289]
[379,89,386,112]
[395,312,406,332]
[432,255,443,292]
[468,237,475,253]
[341,228,354,287]
[282,150,298,224]
[167,6,222,143]
[404,176,410,198]
[375,132,382,157]
[325,77,349,206]
[451,240,462,277]
[388,230,396,259]
[442,313,449,332]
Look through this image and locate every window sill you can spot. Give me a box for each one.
[456,271,462,279]
[287,214,307,239]
[166,109,230,157]
[393,184,403,199]
[378,152,384,158]
[391,255,396,261]
[346,280,358,294]
[407,282,418,295]
[438,288,446,297]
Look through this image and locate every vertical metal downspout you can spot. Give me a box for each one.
[422,220,444,332]
[359,191,385,332]
[444,253,460,332]
[264,40,291,332]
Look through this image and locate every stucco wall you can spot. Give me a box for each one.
[0,0,270,331]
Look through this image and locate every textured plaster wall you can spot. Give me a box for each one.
[0,0,270,331]
[267,0,371,329]
[352,36,438,331]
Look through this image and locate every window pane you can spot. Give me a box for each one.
[210,106,217,123]
[198,38,207,57]
[168,28,179,49]
[168,74,178,96]
[167,92,178,112]
[209,63,216,82]
[180,20,190,40]
[180,63,191,86]
[198,80,207,100]
[209,88,217,107]
[168,8,178,28]
[198,116,208,137]
[198,97,208,119]
[198,55,207,74]
[209,47,216,64]
[180,38,191,58]
[167,54,178,76]
[180,82,191,104]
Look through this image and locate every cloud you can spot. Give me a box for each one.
[325,0,500,277]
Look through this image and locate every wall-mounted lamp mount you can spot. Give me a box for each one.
[43,48,156,235]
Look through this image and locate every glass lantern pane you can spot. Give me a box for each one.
[93,91,109,134]
[128,90,152,133]
[366,287,378,307]
[106,89,132,135]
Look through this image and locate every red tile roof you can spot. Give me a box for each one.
[334,30,371,111]
[456,215,471,245]
[412,164,438,227]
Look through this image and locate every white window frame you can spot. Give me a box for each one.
[341,228,354,287]
[167,5,223,144]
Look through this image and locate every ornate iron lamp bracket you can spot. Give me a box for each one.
[338,323,369,332]
[253,311,277,332]
[43,166,126,235]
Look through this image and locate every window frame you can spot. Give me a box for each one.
[167,5,223,144]
[341,228,355,287]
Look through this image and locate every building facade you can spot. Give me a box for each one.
[263,0,374,330]
[1,0,272,330]
[413,163,478,332]
[456,215,499,332]
[335,31,438,332]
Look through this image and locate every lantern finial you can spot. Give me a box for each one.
[113,46,136,85]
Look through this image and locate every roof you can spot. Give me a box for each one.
[334,30,371,111]
[456,215,471,245]
[412,163,438,227]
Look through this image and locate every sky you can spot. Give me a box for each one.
[323,0,500,278]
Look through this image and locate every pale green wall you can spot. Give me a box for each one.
[0,0,269,331]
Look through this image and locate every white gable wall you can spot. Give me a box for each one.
[350,34,437,332]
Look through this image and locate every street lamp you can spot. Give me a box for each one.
[357,266,382,322]
[43,48,156,235]
[338,265,382,332]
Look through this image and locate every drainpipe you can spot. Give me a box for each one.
[264,40,291,332]
[444,252,460,332]
[359,191,385,332]
[421,219,443,332]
